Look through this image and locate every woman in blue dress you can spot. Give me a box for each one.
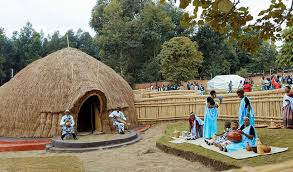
[237,89,255,126]
[224,117,257,152]
[203,90,219,139]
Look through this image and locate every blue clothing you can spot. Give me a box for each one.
[191,116,204,138]
[203,99,218,139]
[239,97,255,126]
[226,125,257,152]
[60,114,75,135]
[109,111,127,133]
[215,128,232,144]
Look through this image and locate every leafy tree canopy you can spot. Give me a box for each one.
[276,26,293,67]
[158,36,203,83]
[161,0,292,48]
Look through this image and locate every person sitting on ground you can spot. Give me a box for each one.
[232,120,239,130]
[222,117,257,152]
[188,112,204,139]
[205,121,232,146]
[109,107,131,134]
[60,109,77,140]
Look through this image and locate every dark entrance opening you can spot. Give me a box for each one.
[77,96,99,133]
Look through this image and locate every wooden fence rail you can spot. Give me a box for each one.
[134,89,285,125]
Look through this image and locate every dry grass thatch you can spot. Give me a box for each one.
[0,48,137,137]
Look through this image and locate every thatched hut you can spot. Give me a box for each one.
[0,48,137,137]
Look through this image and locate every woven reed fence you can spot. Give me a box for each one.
[135,89,285,125]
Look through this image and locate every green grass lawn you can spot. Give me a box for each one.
[157,121,293,168]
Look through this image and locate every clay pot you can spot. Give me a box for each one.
[246,142,252,151]
[227,131,242,143]
[262,145,271,153]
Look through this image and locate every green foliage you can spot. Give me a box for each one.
[193,26,237,77]
[277,27,293,67]
[0,28,7,81]
[0,1,286,86]
[141,58,161,82]
[0,23,97,85]
[236,67,249,78]
[11,22,42,69]
[248,42,278,72]
[158,36,203,83]
[90,0,189,84]
[161,0,293,48]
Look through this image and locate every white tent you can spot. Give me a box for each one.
[207,75,245,90]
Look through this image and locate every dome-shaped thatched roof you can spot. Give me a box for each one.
[0,48,136,137]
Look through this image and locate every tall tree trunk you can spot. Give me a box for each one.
[119,49,123,76]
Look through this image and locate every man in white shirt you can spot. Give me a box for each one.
[60,109,77,140]
[109,107,130,134]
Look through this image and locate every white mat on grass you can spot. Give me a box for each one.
[169,137,288,160]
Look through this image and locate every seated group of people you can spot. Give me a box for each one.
[59,107,130,140]
[189,113,257,153]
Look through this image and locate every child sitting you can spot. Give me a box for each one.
[205,121,232,146]
[218,121,239,151]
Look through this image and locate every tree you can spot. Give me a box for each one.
[77,31,99,58]
[193,26,237,77]
[248,42,278,72]
[140,58,161,82]
[158,36,203,83]
[11,22,42,71]
[95,0,129,76]
[236,67,249,78]
[161,0,293,43]
[90,0,183,84]
[42,31,67,56]
[0,28,7,83]
[90,0,110,33]
[140,2,175,60]
[276,27,293,67]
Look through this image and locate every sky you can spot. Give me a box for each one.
[0,0,97,37]
[0,0,291,46]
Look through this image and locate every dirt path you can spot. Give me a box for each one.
[0,124,211,172]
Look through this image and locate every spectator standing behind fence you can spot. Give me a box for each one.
[243,81,251,92]
[238,80,244,90]
[187,82,191,90]
[287,76,292,86]
[271,75,276,90]
[228,80,233,93]
[266,78,271,90]
[261,76,266,90]
[200,84,205,95]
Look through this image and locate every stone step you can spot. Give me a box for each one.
[52,130,138,148]
[48,134,142,153]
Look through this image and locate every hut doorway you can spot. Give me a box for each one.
[77,95,102,133]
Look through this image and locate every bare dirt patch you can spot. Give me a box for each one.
[0,123,211,172]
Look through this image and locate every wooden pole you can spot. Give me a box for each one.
[66,34,69,48]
